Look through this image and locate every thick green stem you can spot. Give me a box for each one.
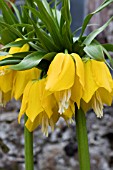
[75,108,90,170]
[24,115,34,170]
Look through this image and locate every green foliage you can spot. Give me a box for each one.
[0,0,113,70]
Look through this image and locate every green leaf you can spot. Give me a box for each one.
[0,28,18,45]
[11,51,33,58]
[24,10,59,52]
[7,0,22,23]
[102,44,113,52]
[84,44,105,61]
[102,47,113,68]
[33,0,63,47]
[10,51,46,70]
[83,16,113,45]
[42,52,56,61]
[0,0,18,24]
[0,57,21,66]
[42,0,53,17]
[79,0,113,39]
[1,39,39,50]
[0,21,24,39]
[60,0,73,51]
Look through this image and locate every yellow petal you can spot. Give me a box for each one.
[91,60,113,93]
[70,53,84,108]
[98,88,113,106]
[81,99,92,113]
[3,91,11,104]
[18,81,34,123]
[82,60,98,103]
[25,112,43,132]
[46,53,75,91]
[19,44,29,52]
[0,70,14,93]
[12,68,40,100]
[71,53,84,88]
[26,80,44,122]
[71,74,83,108]
[9,47,21,54]
[9,38,29,54]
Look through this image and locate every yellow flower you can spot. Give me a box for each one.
[0,38,38,104]
[18,78,75,134]
[18,79,59,135]
[45,53,84,114]
[0,56,15,104]
[81,59,113,117]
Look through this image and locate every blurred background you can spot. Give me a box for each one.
[0,0,113,170]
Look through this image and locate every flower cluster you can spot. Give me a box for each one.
[0,39,40,105]
[0,0,113,135]
[17,52,112,135]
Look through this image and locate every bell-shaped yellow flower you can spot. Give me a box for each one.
[18,78,75,134]
[18,79,59,135]
[45,53,84,115]
[0,38,36,104]
[0,56,15,104]
[81,59,113,117]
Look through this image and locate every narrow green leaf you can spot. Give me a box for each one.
[1,28,18,45]
[7,0,22,23]
[102,47,113,68]
[11,51,32,58]
[0,21,24,38]
[102,44,113,52]
[25,11,59,52]
[83,16,113,45]
[1,39,39,50]
[79,0,113,39]
[60,0,72,51]
[0,57,21,66]
[43,52,56,61]
[10,51,46,70]
[0,0,18,24]
[33,0,63,47]
[42,0,53,17]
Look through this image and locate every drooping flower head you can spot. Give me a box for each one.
[45,52,84,114]
[0,38,40,104]
[81,59,113,117]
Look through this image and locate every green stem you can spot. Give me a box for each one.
[75,108,90,170]
[24,115,34,170]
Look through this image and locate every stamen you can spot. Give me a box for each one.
[58,89,71,114]
[49,118,55,132]
[41,114,49,136]
[92,92,103,118]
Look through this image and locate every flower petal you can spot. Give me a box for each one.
[82,60,98,103]
[12,68,40,100]
[46,53,75,91]
[18,81,34,123]
[91,60,113,93]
